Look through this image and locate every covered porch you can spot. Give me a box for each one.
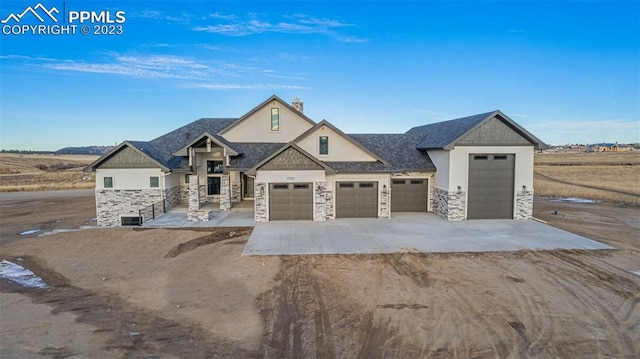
[142,200,255,227]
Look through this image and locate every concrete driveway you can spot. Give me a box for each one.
[242,213,611,255]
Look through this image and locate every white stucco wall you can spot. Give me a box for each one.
[447,145,534,193]
[426,150,450,191]
[164,172,180,187]
[222,101,314,143]
[96,168,164,189]
[296,124,377,161]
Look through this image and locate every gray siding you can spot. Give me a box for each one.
[457,117,532,146]
[98,147,160,169]
[260,147,323,171]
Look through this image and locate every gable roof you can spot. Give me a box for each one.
[218,95,316,135]
[227,142,286,170]
[407,110,546,150]
[348,134,436,172]
[173,132,239,156]
[85,141,173,172]
[245,143,336,175]
[149,118,237,164]
[293,119,389,165]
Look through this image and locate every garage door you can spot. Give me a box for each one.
[391,179,428,212]
[269,183,312,220]
[467,154,515,219]
[336,182,378,218]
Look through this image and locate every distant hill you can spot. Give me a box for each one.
[55,146,113,155]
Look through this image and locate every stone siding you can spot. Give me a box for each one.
[379,187,390,219]
[188,209,214,222]
[515,190,534,220]
[433,187,466,221]
[164,185,180,209]
[231,182,241,203]
[188,177,201,211]
[96,188,162,226]
[220,175,231,211]
[325,191,335,219]
[314,182,327,221]
[255,183,267,222]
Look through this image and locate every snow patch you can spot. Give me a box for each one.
[19,229,41,235]
[550,197,599,204]
[0,260,48,288]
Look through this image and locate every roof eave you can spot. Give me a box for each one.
[85,141,171,172]
[218,95,316,135]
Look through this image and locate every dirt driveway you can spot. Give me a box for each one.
[1,193,639,358]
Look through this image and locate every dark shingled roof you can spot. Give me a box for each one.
[125,140,180,169]
[148,118,237,166]
[340,134,436,172]
[406,111,494,150]
[228,143,287,170]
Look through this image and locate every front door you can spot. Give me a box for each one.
[243,174,255,199]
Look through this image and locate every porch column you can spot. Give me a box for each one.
[189,176,201,211]
[220,174,231,211]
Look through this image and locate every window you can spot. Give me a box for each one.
[339,183,354,188]
[293,184,309,189]
[319,136,329,155]
[494,155,508,160]
[207,160,223,174]
[207,177,221,195]
[359,182,374,188]
[184,174,190,183]
[103,177,113,188]
[273,184,288,190]
[121,216,141,226]
[392,179,406,185]
[473,155,488,160]
[271,108,279,131]
[410,180,424,185]
[150,176,159,188]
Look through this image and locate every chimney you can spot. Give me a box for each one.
[292,96,303,113]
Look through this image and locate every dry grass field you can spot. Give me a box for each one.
[534,152,640,205]
[0,153,98,192]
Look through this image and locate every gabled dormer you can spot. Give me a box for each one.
[218,95,315,143]
[294,120,387,163]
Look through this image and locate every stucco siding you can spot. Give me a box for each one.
[296,124,378,162]
[222,102,314,143]
[96,168,164,190]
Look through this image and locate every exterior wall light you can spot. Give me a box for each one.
[457,185,462,194]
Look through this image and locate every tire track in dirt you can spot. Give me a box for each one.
[533,250,640,356]
[1,255,259,358]
[491,256,558,357]
[534,171,640,198]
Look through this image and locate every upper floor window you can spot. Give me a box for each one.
[104,176,113,188]
[207,160,223,174]
[271,108,279,131]
[150,176,159,188]
[319,136,329,155]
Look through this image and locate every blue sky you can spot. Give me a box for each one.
[0,0,638,150]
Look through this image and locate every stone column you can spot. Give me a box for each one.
[379,185,390,219]
[254,183,268,222]
[189,176,201,211]
[220,174,231,211]
[313,182,327,221]
[515,190,534,220]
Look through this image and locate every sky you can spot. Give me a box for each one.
[0,0,638,150]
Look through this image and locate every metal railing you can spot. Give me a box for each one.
[139,199,166,224]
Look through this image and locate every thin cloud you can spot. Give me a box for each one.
[181,82,310,90]
[193,14,367,43]
[3,53,310,91]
